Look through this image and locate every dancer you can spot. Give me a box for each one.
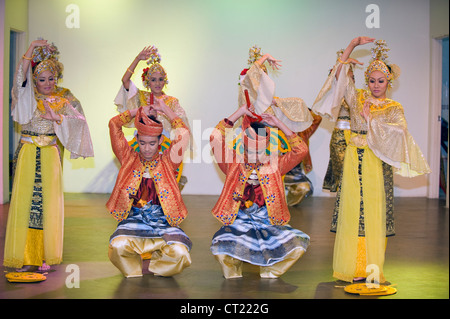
[4,39,94,272]
[107,98,191,278]
[312,37,431,283]
[238,46,313,133]
[210,103,310,279]
[114,46,191,190]
[238,46,318,206]
[116,45,190,133]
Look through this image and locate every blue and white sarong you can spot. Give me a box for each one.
[210,204,309,267]
[110,202,192,251]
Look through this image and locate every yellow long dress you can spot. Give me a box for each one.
[312,61,430,283]
[4,59,94,268]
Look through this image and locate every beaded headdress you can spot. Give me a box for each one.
[240,45,266,83]
[141,47,168,90]
[31,40,63,82]
[365,40,400,87]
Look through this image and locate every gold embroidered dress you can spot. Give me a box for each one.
[322,100,351,192]
[4,59,94,269]
[114,80,190,136]
[312,61,430,283]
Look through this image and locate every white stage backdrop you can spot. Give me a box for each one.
[27,0,431,197]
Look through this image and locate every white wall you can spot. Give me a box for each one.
[26,0,431,197]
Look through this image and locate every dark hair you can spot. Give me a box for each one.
[140,114,161,125]
[246,122,268,138]
[386,64,392,73]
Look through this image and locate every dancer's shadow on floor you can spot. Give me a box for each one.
[113,274,188,299]
[218,272,298,299]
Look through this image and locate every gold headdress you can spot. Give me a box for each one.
[365,40,400,87]
[240,45,266,83]
[31,39,63,81]
[248,45,267,73]
[141,46,168,89]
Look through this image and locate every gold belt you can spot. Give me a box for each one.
[21,134,57,147]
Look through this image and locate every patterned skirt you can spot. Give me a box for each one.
[330,148,395,237]
[110,203,192,251]
[210,204,310,267]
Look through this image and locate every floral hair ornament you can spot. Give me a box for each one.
[248,45,267,73]
[31,38,63,81]
[364,40,401,88]
[239,45,266,85]
[141,46,168,90]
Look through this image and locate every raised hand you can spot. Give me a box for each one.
[360,101,372,122]
[31,39,53,51]
[40,101,60,122]
[137,45,156,61]
[265,54,282,70]
[260,113,281,127]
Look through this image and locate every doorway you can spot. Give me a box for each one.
[440,37,449,200]
[8,30,24,196]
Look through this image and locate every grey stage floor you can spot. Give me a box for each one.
[0,194,448,303]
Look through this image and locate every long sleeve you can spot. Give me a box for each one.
[210,119,236,175]
[11,59,38,125]
[366,103,431,177]
[53,101,94,159]
[165,117,191,170]
[312,61,355,122]
[240,63,313,132]
[108,110,133,164]
[278,133,309,176]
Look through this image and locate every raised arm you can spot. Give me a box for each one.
[21,39,55,80]
[255,53,282,71]
[336,36,374,80]
[210,104,258,173]
[259,113,294,137]
[260,113,309,175]
[121,46,156,90]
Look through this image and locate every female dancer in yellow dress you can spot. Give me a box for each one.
[313,37,430,283]
[4,39,94,272]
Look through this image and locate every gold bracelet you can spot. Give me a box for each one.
[127,68,134,74]
[56,114,63,125]
[338,57,350,64]
[22,55,32,61]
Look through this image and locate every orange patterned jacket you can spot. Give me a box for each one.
[106,110,190,226]
[210,119,309,226]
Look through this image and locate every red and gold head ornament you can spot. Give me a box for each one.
[31,40,63,82]
[141,46,168,89]
[134,107,163,137]
[364,40,400,87]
